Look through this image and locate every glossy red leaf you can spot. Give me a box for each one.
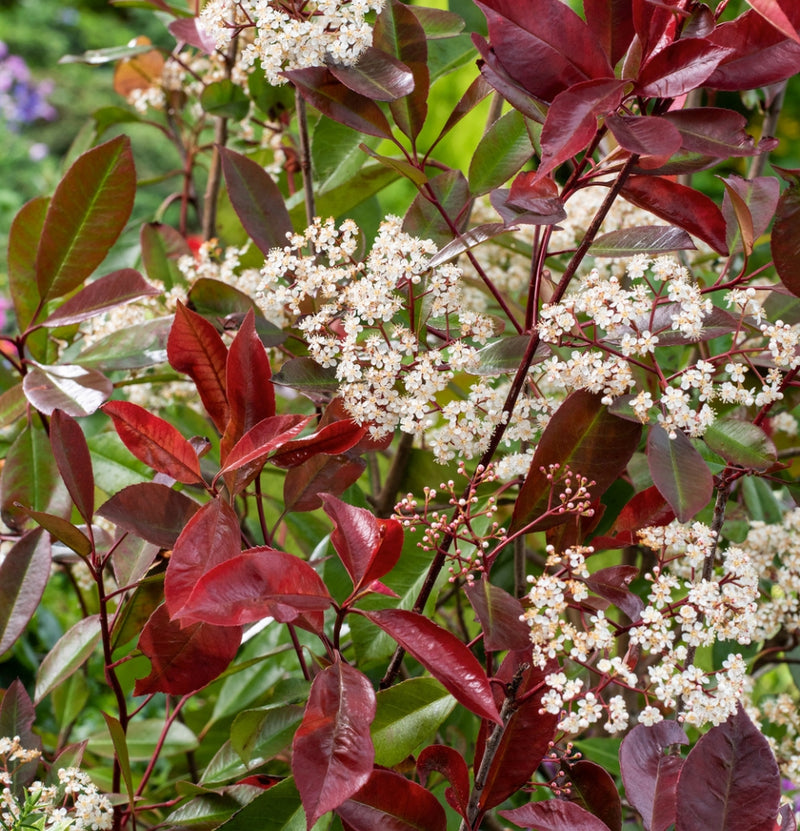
[620,721,688,831]
[135,604,241,696]
[536,78,626,180]
[417,745,470,820]
[219,414,311,497]
[168,301,229,433]
[592,485,676,550]
[464,578,531,651]
[8,196,47,330]
[0,529,49,658]
[165,498,241,617]
[585,566,643,621]
[98,482,200,549]
[675,705,780,831]
[567,760,623,831]
[511,390,642,534]
[329,46,414,101]
[772,177,800,297]
[321,494,403,595]
[42,269,159,328]
[747,0,800,44]
[632,0,677,61]
[605,114,682,167]
[475,0,614,103]
[647,425,713,523]
[35,135,136,301]
[284,66,393,139]
[50,410,95,525]
[102,400,204,485]
[584,0,636,67]
[363,608,502,724]
[636,39,731,99]
[504,172,566,221]
[221,310,275,461]
[176,547,332,629]
[283,453,366,513]
[292,659,376,827]
[337,768,447,831]
[269,420,368,468]
[500,800,613,830]
[621,176,729,255]
[220,148,293,256]
[23,363,113,418]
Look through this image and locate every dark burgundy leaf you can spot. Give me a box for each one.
[135,604,241,696]
[500,800,613,830]
[464,578,531,651]
[492,172,567,225]
[675,705,780,831]
[632,0,677,62]
[647,425,713,523]
[168,301,229,434]
[620,720,688,831]
[605,114,682,167]
[511,390,642,533]
[102,400,204,485]
[269,420,367,468]
[661,109,760,158]
[363,608,502,724]
[585,565,643,621]
[98,483,200,549]
[336,768,446,831]
[772,178,800,297]
[165,498,241,617]
[176,547,332,630]
[220,148,293,256]
[283,453,366,513]
[567,760,623,831]
[50,410,94,525]
[584,0,636,67]
[292,659,376,827]
[417,745,470,820]
[0,679,42,787]
[636,39,731,99]
[592,485,675,550]
[283,66,393,139]
[621,176,729,255]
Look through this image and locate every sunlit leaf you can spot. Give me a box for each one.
[23,363,113,417]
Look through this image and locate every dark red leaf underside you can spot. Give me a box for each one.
[500,799,613,830]
[50,409,95,525]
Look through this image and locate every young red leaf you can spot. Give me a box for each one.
[772,177,800,297]
[621,176,729,255]
[50,410,95,525]
[635,39,732,99]
[620,720,688,831]
[283,66,393,139]
[675,705,780,831]
[165,497,241,617]
[0,529,49,658]
[329,46,414,101]
[631,0,677,61]
[168,301,229,434]
[511,390,643,534]
[98,482,200,549]
[417,745,470,821]
[283,453,366,513]
[593,485,676,550]
[221,309,275,461]
[336,768,447,831]
[102,400,204,485]
[647,425,713,523]
[292,659,376,828]
[566,760,623,831]
[500,800,613,830]
[464,578,531,651]
[747,0,800,44]
[35,135,136,301]
[605,114,682,167]
[176,547,332,630]
[363,608,502,724]
[135,604,242,696]
[269,420,368,469]
[220,148,293,256]
[585,566,643,621]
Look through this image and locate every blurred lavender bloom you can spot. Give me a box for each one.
[0,40,57,130]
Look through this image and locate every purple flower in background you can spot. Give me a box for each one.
[0,40,57,130]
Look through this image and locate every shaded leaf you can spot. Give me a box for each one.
[584,0,636,67]
[0,680,41,787]
[50,409,95,525]
[703,417,776,471]
[329,46,414,101]
[501,800,613,830]
[283,454,366,513]
[566,760,622,831]
[661,108,761,159]
[35,615,102,703]
[201,80,249,120]
[21,509,91,558]
[231,704,304,767]
[772,177,800,297]
[23,363,113,417]
[417,745,470,820]
[469,109,535,194]
[140,222,191,290]
[271,358,339,406]
[404,169,470,248]
[592,486,675,550]
[589,226,695,257]
[606,114,682,167]
[464,578,531,651]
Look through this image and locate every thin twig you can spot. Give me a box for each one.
[295,90,316,225]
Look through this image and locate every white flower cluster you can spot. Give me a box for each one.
[200,0,385,85]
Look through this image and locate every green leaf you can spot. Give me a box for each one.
[404,169,470,247]
[140,222,191,290]
[20,509,92,557]
[93,106,143,138]
[371,678,456,767]
[59,42,158,64]
[703,418,776,471]
[474,335,549,376]
[7,196,48,330]
[102,713,135,815]
[166,786,262,829]
[359,144,428,185]
[35,135,136,301]
[215,778,328,831]
[35,616,102,704]
[588,225,696,257]
[231,704,303,765]
[312,116,371,190]
[742,476,784,525]
[52,673,90,733]
[469,110,534,195]
[87,718,198,760]
[201,80,250,120]
[0,384,28,429]
[270,358,340,405]
[75,317,171,370]
[86,431,151,496]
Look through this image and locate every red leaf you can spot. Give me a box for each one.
[605,114,682,167]
[417,745,470,820]
[721,175,780,256]
[621,176,729,255]
[221,310,275,461]
[102,400,204,485]
[98,482,200,550]
[168,17,216,53]
[583,0,636,67]
[42,269,160,328]
[270,420,368,468]
[0,679,41,786]
[321,494,403,595]
[168,301,229,434]
[620,721,688,831]
[220,148,293,256]
[328,46,414,101]
[593,486,676,551]
[292,659,376,827]
[567,760,623,831]
[363,608,502,724]
[283,66,393,139]
[747,0,800,44]
[661,108,761,159]
[636,39,731,99]
[511,390,642,533]
[337,768,447,831]
[585,566,643,622]
[675,705,780,831]
[475,0,614,103]
[501,800,613,830]
[632,0,677,62]
[50,410,94,525]
[135,604,241,696]
[283,454,366,513]
[464,578,531,651]
[165,498,241,617]
[176,547,332,630]
[772,177,800,297]
[647,425,713,523]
